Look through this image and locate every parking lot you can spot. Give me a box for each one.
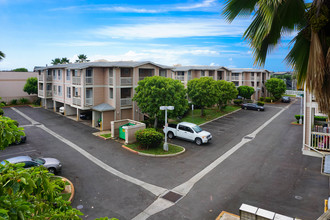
[1,100,328,220]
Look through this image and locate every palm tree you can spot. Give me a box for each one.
[51,58,61,65]
[0,51,5,61]
[223,0,330,115]
[75,54,90,63]
[60,57,70,64]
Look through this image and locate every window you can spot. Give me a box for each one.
[234,81,239,86]
[58,86,62,96]
[159,69,167,77]
[109,88,113,99]
[66,69,70,80]
[109,68,113,77]
[74,87,79,97]
[73,70,78,76]
[188,71,192,81]
[178,125,186,131]
[53,70,57,80]
[86,68,93,77]
[201,70,205,77]
[251,73,254,76]
[257,82,260,87]
[53,85,57,95]
[67,87,71,98]
[251,82,254,87]
[58,70,62,80]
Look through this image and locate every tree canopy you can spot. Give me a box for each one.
[237,86,255,100]
[223,0,330,115]
[0,116,25,150]
[51,57,70,65]
[265,78,287,100]
[12,68,28,72]
[0,51,5,61]
[75,54,90,63]
[187,77,217,116]
[23,77,38,95]
[133,76,188,128]
[214,80,238,109]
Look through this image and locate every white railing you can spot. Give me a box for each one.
[85,98,93,106]
[46,75,52,81]
[311,132,330,151]
[109,77,113,85]
[121,98,132,106]
[72,77,81,85]
[285,90,304,96]
[46,90,52,97]
[232,76,239,80]
[121,77,132,86]
[85,77,93,85]
[72,97,81,106]
[257,77,261,81]
[38,90,43,96]
[251,76,255,80]
[175,76,184,81]
[38,75,43,81]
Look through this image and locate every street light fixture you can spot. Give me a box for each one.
[160,106,174,151]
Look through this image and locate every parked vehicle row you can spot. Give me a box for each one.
[163,122,212,145]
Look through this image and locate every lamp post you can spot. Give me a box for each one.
[160,106,174,151]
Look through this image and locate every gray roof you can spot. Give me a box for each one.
[172,66,228,72]
[92,103,115,112]
[228,68,269,73]
[34,61,171,71]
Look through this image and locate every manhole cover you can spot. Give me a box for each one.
[161,191,183,203]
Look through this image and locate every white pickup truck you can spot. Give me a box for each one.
[163,122,212,145]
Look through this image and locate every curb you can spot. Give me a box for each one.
[199,108,241,126]
[121,144,185,157]
[57,176,75,202]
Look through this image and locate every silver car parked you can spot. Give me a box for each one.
[0,156,62,174]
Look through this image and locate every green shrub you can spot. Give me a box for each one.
[233,99,243,105]
[34,98,41,106]
[10,99,17,105]
[246,99,253,103]
[314,116,328,121]
[19,98,28,104]
[135,128,163,149]
[265,97,272,102]
[0,108,3,116]
[1,101,6,106]
[271,97,276,101]
[259,97,264,101]
[257,101,265,106]
[295,115,304,122]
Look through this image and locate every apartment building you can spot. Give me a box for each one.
[35,61,172,130]
[172,66,270,100]
[302,88,329,158]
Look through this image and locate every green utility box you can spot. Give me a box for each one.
[119,123,135,140]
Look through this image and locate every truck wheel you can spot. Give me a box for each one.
[168,132,174,139]
[195,138,202,145]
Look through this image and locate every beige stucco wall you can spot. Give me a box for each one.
[0,71,38,103]
[102,111,114,130]
[121,108,132,120]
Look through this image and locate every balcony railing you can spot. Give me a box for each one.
[257,77,261,81]
[85,77,93,85]
[46,75,52,81]
[121,77,132,86]
[72,77,81,85]
[175,76,184,81]
[38,90,43,96]
[109,77,113,85]
[232,76,239,80]
[38,75,43,81]
[121,98,132,106]
[139,75,153,81]
[251,76,255,80]
[46,90,52,97]
[85,98,93,106]
[72,97,81,106]
[311,132,330,151]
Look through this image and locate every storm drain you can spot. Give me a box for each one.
[161,191,183,203]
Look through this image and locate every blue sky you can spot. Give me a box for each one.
[0,0,294,72]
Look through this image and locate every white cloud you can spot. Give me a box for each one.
[53,41,117,47]
[100,6,163,13]
[94,19,247,39]
[176,0,217,10]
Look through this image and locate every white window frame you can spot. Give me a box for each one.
[67,87,71,98]
[109,88,113,99]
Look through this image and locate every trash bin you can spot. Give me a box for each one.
[119,123,135,140]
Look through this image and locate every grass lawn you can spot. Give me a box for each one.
[174,105,240,125]
[100,133,111,138]
[284,94,298,97]
[125,142,184,155]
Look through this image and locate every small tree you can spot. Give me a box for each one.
[214,80,238,109]
[12,67,28,72]
[23,77,38,95]
[51,58,61,65]
[187,77,217,116]
[265,78,286,100]
[237,86,255,101]
[75,54,90,63]
[133,76,188,128]
[0,116,25,149]
[61,57,70,64]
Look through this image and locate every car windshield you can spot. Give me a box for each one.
[32,158,45,165]
[192,125,203,133]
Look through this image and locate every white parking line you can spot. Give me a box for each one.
[0,150,37,159]
[11,107,167,196]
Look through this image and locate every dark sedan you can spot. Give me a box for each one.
[282,96,291,103]
[241,103,265,111]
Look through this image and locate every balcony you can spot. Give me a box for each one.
[46,75,52,81]
[72,77,81,85]
[46,90,52,97]
[175,76,184,81]
[251,76,255,80]
[121,98,132,106]
[38,90,43,96]
[232,76,239,80]
[257,77,261,81]
[109,77,113,85]
[311,132,330,151]
[72,97,81,106]
[121,77,132,86]
[85,98,93,106]
[38,75,43,81]
[85,77,93,85]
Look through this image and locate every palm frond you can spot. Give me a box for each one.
[222,0,259,22]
